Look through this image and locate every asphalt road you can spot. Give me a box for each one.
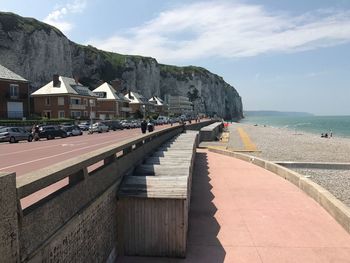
[0,124,175,177]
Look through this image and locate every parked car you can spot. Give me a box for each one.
[120,120,131,129]
[128,120,137,129]
[78,122,90,131]
[0,127,33,143]
[156,116,168,125]
[61,125,83,136]
[131,120,141,128]
[103,120,124,131]
[38,125,68,140]
[88,122,109,134]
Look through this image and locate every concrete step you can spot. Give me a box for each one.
[145,158,191,165]
[135,164,190,176]
[152,151,193,157]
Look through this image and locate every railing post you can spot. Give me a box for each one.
[123,146,132,155]
[104,154,116,165]
[0,172,20,262]
[69,168,87,185]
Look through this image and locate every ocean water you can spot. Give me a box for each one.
[241,115,350,138]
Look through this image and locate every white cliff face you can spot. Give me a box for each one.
[159,69,243,119]
[121,57,160,98]
[0,27,72,87]
[0,12,243,119]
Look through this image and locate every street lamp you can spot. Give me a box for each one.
[142,104,146,118]
[89,99,94,125]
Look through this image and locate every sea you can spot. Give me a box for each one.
[241,115,350,138]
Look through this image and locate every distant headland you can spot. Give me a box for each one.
[244,111,314,117]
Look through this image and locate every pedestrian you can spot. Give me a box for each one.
[147,120,154,132]
[141,119,147,134]
[33,124,40,141]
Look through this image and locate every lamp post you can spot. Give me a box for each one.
[142,104,146,119]
[89,99,94,125]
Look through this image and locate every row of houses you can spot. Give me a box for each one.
[0,64,195,120]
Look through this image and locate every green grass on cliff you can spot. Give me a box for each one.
[83,45,156,68]
[0,11,63,36]
[160,64,209,75]
[102,51,127,67]
[160,64,219,81]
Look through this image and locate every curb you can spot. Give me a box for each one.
[207,147,350,234]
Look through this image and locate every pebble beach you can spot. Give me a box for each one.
[229,123,350,207]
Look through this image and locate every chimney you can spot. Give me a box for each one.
[53,74,60,87]
[74,76,79,84]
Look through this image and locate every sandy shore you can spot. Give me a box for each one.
[230,123,350,163]
[228,123,350,207]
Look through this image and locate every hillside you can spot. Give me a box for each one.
[0,12,243,119]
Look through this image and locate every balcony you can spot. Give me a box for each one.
[69,104,87,110]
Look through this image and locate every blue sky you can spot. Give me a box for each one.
[1,0,350,115]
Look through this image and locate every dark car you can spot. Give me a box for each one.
[0,127,33,143]
[103,120,124,131]
[38,125,67,140]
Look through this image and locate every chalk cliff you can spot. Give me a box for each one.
[0,12,243,119]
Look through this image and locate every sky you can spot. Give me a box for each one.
[1,0,350,115]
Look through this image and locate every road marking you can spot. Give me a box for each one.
[0,142,87,156]
[0,138,125,171]
[236,127,258,151]
[61,144,77,147]
[0,130,140,157]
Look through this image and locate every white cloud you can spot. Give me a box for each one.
[44,0,86,34]
[88,1,350,63]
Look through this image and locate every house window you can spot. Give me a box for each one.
[70,98,81,105]
[95,92,106,98]
[43,110,51,119]
[58,111,65,118]
[83,99,87,105]
[9,84,19,99]
[58,97,65,106]
[45,97,51,106]
[70,111,81,118]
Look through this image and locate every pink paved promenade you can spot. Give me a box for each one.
[118,149,350,263]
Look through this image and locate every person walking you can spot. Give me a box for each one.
[141,119,147,134]
[147,120,154,132]
[33,124,40,141]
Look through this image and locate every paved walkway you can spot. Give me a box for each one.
[118,149,350,262]
[226,124,257,152]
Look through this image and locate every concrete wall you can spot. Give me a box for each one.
[0,172,19,262]
[199,122,223,141]
[186,120,217,132]
[0,120,214,263]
